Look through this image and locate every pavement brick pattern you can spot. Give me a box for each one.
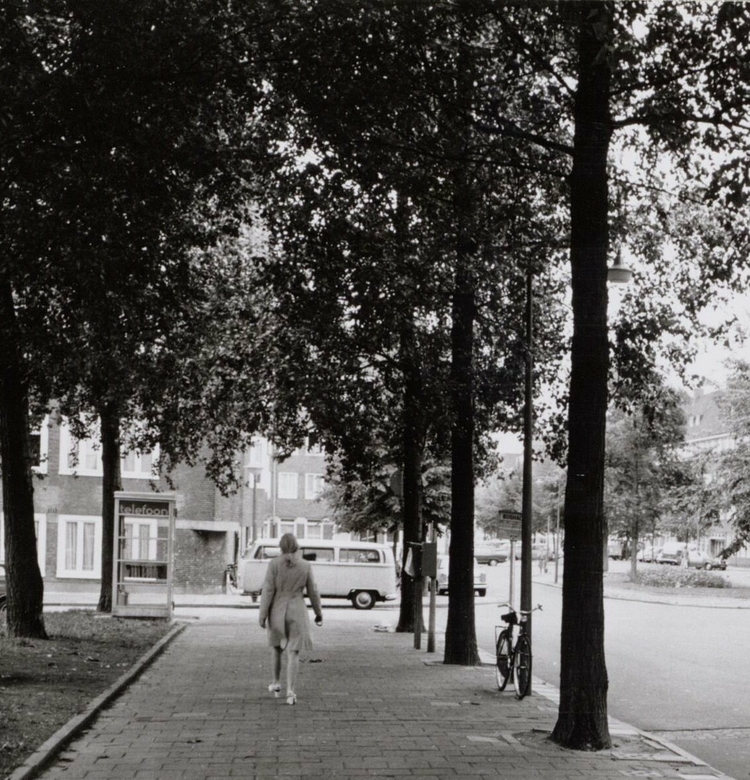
[34,613,731,780]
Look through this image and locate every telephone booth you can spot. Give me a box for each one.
[112,491,176,619]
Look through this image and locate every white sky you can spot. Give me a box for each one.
[683,290,750,389]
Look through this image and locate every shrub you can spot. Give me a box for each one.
[635,566,730,589]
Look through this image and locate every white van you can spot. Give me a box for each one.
[237,538,398,610]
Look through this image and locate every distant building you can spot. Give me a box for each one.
[681,388,749,564]
[683,387,732,453]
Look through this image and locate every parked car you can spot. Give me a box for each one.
[238,539,398,610]
[685,550,727,571]
[474,546,508,566]
[656,544,684,565]
[436,556,487,597]
[0,563,6,612]
[514,543,555,561]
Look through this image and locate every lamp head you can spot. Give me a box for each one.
[607,251,633,284]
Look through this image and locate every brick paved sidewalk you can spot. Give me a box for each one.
[30,612,732,780]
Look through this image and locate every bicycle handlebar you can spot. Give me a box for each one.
[498,603,543,615]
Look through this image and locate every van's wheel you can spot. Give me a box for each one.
[704,563,713,570]
[352,591,376,610]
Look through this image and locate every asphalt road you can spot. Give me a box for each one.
[471,561,750,780]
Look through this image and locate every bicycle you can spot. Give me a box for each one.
[494,603,542,699]
[224,562,239,594]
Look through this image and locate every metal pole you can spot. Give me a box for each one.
[521,271,533,652]
[427,524,437,653]
[251,472,258,544]
[555,481,561,584]
[414,570,422,650]
[509,540,516,609]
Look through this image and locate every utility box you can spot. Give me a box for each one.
[112,492,176,619]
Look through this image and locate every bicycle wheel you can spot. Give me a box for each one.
[495,630,512,691]
[512,634,532,699]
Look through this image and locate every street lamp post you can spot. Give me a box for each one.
[521,271,534,650]
[520,252,632,672]
[247,466,262,545]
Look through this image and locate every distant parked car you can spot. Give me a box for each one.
[656,544,684,565]
[685,550,727,571]
[436,556,487,597]
[637,546,658,563]
[515,543,555,561]
[0,563,6,612]
[474,546,508,566]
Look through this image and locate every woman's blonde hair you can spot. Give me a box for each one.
[279,532,299,556]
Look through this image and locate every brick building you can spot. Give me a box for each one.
[0,416,334,595]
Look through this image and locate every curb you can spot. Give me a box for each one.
[6,621,188,780]
[534,577,750,610]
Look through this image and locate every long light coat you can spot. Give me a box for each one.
[258,553,323,651]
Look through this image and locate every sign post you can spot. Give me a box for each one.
[112,491,176,619]
[498,510,522,609]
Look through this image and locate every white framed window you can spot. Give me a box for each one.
[121,447,158,479]
[305,522,323,540]
[0,513,46,575]
[30,416,50,474]
[277,472,298,500]
[278,520,296,536]
[56,515,102,579]
[305,473,325,500]
[60,420,158,478]
[58,422,103,476]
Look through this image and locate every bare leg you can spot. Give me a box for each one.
[272,647,282,683]
[268,647,282,695]
[286,650,300,703]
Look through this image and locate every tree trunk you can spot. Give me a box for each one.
[0,274,47,639]
[443,5,479,666]
[551,1,613,750]
[98,404,122,613]
[395,300,426,633]
[630,450,639,581]
[396,354,425,634]
[443,248,479,666]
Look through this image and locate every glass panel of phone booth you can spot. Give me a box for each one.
[113,493,175,618]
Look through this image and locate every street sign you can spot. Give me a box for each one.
[497,510,522,541]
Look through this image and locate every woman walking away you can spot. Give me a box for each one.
[258,533,323,705]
